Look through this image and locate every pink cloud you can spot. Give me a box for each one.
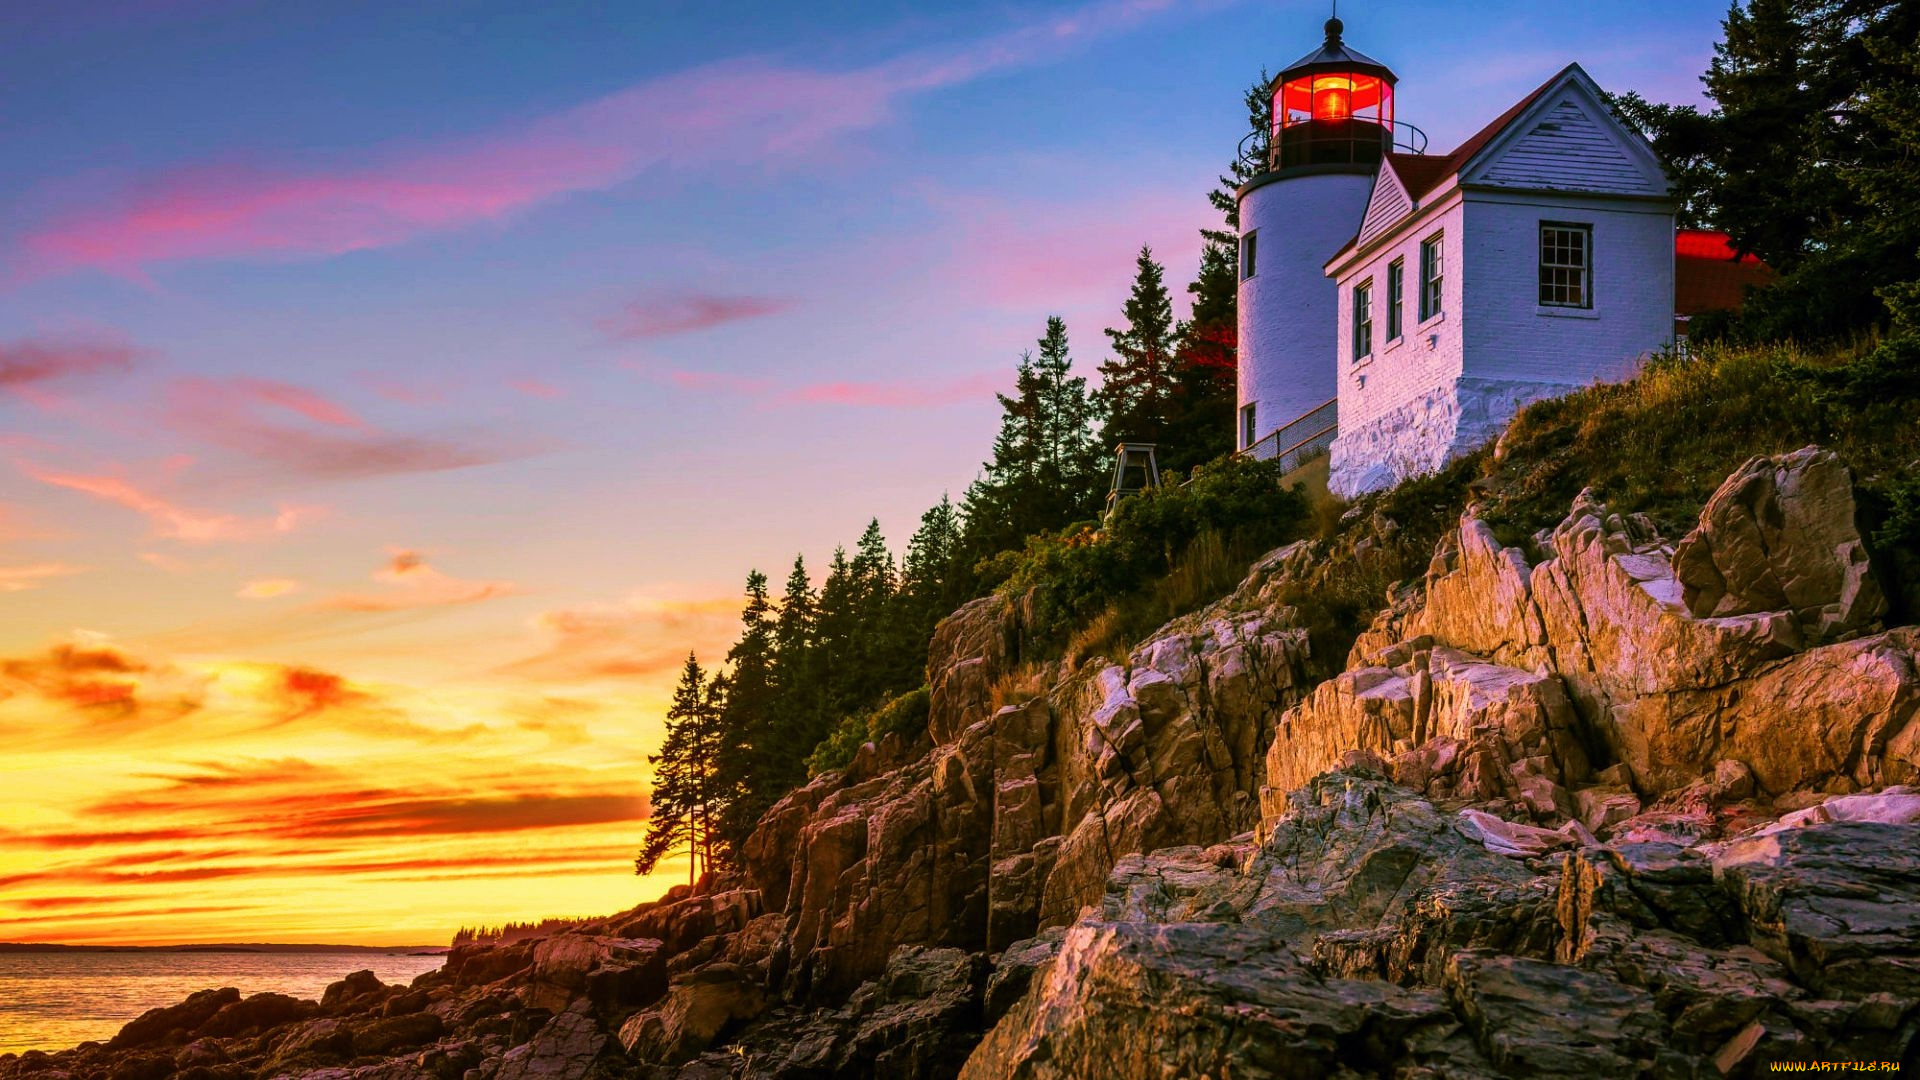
[165,376,530,480]
[316,548,515,613]
[22,464,322,543]
[13,0,1205,278]
[646,367,996,409]
[598,293,795,340]
[0,336,139,391]
[510,378,564,399]
[783,372,1002,407]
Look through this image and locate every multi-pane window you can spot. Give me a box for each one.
[1539,223,1592,307]
[1386,259,1405,341]
[1352,279,1374,361]
[1419,234,1444,320]
[1240,230,1258,280]
[1240,403,1258,449]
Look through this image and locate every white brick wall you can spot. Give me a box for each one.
[1461,192,1674,386]
[1237,169,1377,444]
[1328,190,1673,496]
[1333,196,1466,434]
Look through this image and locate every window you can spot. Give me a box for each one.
[1240,231,1258,280]
[1539,222,1592,307]
[1386,259,1405,341]
[1352,279,1374,361]
[1240,403,1257,449]
[1419,234,1444,321]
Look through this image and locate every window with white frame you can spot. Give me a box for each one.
[1352,279,1374,361]
[1240,403,1257,449]
[1419,233,1444,321]
[1240,230,1258,280]
[1539,222,1592,307]
[1386,259,1405,341]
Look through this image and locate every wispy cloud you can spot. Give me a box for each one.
[0,562,86,591]
[22,463,322,542]
[503,591,742,682]
[645,367,998,410]
[598,293,795,340]
[12,0,1206,278]
[164,376,532,481]
[237,577,301,600]
[0,336,140,390]
[316,548,515,613]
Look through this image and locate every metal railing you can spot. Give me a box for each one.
[1240,398,1337,475]
[1237,119,1428,174]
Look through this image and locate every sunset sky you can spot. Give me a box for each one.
[0,0,1724,945]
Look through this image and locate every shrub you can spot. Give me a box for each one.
[804,685,932,775]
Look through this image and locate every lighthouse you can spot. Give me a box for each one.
[1236,17,1417,459]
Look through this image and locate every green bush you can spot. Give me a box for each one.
[993,454,1310,652]
[804,685,932,775]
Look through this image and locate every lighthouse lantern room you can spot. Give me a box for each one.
[1270,18,1405,170]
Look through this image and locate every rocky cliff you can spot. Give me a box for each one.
[7,446,1917,1079]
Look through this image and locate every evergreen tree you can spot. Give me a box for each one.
[847,519,905,707]
[814,546,858,719]
[635,653,729,884]
[1164,241,1239,473]
[715,570,778,846]
[963,317,1104,560]
[1204,72,1274,250]
[756,555,823,794]
[901,494,967,645]
[1096,246,1180,450]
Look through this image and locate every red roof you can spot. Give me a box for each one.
[1675,229,1772,315]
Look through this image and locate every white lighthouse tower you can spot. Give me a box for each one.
[1236,17,1417,460]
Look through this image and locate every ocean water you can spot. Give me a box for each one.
[0,952,446,1054]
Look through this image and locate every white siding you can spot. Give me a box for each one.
[1237,170,1376,443]
[1460,192,1674,386]
[1354,168,1414,249]
[1474,97,1663,196]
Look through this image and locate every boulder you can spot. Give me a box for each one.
[617,963,766,1066]
[108,989,240,1049]
[1672,446,1887,642]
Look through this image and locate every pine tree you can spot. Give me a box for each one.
[1165,241,1239,474]
[716,570,778,846]
[635,653,729,883]
[901,494,966,644]
[1204,72,1274,251]
[1096,246,1179,450]
[963,317,1105,560]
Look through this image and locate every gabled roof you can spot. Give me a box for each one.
[1327,64,1667,272]
[1676,230,1773,316]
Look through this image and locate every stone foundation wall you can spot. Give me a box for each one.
[1329,376,1570,497]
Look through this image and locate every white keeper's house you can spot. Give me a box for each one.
[1234,18,1764,497]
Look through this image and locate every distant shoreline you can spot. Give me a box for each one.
[0,943,448,955]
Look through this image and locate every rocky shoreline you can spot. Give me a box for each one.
[7,446,1917,1078]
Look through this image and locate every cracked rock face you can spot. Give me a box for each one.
[15,446,1920,1080]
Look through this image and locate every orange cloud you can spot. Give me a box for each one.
[503,592,741,682]
[317,548,515,612]
[0,561,85,591]
[22,463,322,542]
[238,577,302,599]
[0,638,207,727]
